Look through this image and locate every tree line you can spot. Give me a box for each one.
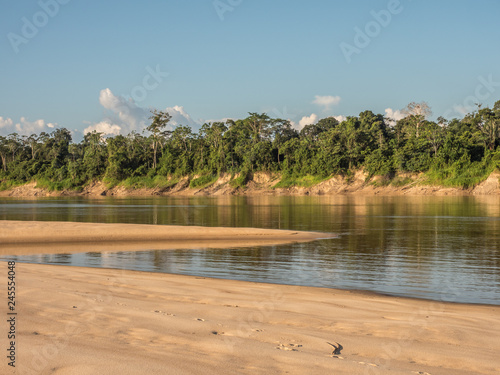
[1,101,500,191]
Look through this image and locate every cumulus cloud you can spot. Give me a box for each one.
[83,121,122,136]
[165,105,200,128]
[384,108,405,125]
[299,113,319,128]
[0,116,57,136]
[87,88,201,136]
[0,117,14,130]
[99,88,148,133]
[291,113,346,130]
[313,95,341,110]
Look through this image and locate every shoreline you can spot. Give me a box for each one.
[0,220,332,255]
[1,170,499,197]
[3,262,499,375]
[9,260,500,308]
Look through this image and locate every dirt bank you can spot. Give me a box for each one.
[1,171,499,198]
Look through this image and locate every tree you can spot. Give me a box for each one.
[6,133,20,161]
[147,110,172,169]
[26,134,40,160]
[402,101,432,138]
[200,122,228,172]
[475,108,500,151]
[493,100,500,116]
[105,135,131,180]
[300,117,339,141]
[244,113,271,143]
[0,136,8,172]
[82,131,107,179]
[48,128,72,168]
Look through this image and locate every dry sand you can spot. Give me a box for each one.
[0,263,498,375]
[0,220,332,255]
[0,221,499,374]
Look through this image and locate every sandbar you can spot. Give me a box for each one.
[0,220,333,255]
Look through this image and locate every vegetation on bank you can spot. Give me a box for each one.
[1,101,500,191]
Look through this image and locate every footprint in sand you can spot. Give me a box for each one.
[275,343,302,351]
[153,310,175,316]
[358,362,378,367]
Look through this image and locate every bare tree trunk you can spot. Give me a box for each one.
[0,154,6,171]
[153,141,157,169]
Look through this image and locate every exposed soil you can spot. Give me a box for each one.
[1,171,499,198]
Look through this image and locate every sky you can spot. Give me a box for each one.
[1,0,500,140]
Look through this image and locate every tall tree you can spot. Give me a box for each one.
[0,136,8,172]
[402,101,432,138]
[147,110,172,169]
[244,113,271,143]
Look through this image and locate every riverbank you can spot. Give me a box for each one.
[0,221,331,255]
[1,171,499,198]
[2,262,499,375]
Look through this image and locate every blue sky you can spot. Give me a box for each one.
[1,0,500,139]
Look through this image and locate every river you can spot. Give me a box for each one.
[1,195,499,304]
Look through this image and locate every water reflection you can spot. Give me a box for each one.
[4,237,500,305]
[1,195,500,305]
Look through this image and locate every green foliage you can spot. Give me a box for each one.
[34,177,81,191]
[229,170,251,189]
[0,180,23,191]
[189,174,218,189]
[1,104,500,192]
[425,155,495,188]
[391,177,414,187]
[120,176,175,189]
[273,174,328,188]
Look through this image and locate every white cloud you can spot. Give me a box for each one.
[299,113,319,128]
[291,114,346,130]
[83,121,122,136]
[384,108,405,125]
[165,105,200,128]
[0,117,14,129]
[0,116,57,136]
[203,118,233,124]
[313,95,341,110]
[89,88,201,136]
[99,88,149,133]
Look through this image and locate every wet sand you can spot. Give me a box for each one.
[0,220,332,255]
